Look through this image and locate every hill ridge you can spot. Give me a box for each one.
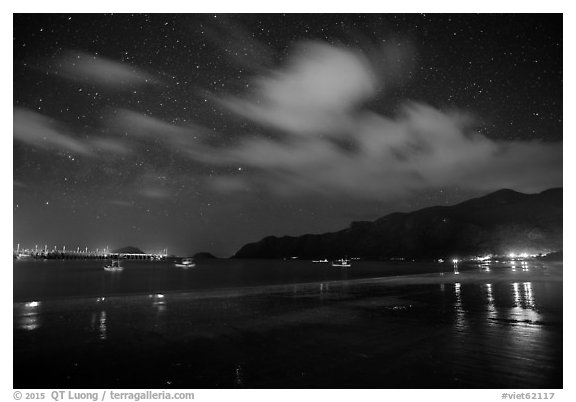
[234,188,562,259]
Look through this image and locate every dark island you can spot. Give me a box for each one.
[112,246,146,254]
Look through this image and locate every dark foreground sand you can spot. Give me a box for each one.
[14,266,562,388]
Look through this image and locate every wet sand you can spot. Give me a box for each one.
[14,265,562,388]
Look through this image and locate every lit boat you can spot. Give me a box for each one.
[175,257,196,268]
[312,259,329,263]
[331,258,351,267]
[103,259,124,272]
[16,252,33,259]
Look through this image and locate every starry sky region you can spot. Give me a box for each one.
[13,14,562,256]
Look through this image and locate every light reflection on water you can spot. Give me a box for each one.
[451,280,544,333]
[98,311,107,340]
[471,259,537,274]
[90,306,108,340]
[509,281,540,324]
[511,281,536,311]
[486,283,494,305]
[446,278,556,387]
[13,263,561,389]
[480,263,491,272]
[523,282,535,308]
[452,280,542,325]
[453,282,468,332]
[234,363,244,386]
[513,282,521,305]
[16,301,42,331]
[486,283,498,322]
[522,261,530,272]
[151,293,167,314]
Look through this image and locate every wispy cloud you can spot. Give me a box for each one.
[131,170,175,200]
[103,199,135,208]
[25,40,558,202]
[113,110,194,144]
[110,109,221,162]
[14,108,138,158]
[221,41,377,136]
[13,108,93,156]
[138,186,172,199]
[90,137,132,155]
[203,41,562,199]
[57,51,158,87]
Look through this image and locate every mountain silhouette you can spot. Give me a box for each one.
[234,188,562,259]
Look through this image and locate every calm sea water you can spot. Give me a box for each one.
[14,259,562,388]
[14,258,480,301]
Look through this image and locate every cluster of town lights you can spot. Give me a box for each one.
[509,252,532,259]
[450,252,541,264]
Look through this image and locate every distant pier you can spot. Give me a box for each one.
[13,246,168,261]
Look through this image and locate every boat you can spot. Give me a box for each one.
[331,258,351,267]
[103,259,124,272]
[312,259,329,263]
[175,257,196,268]
[16,253,33,260]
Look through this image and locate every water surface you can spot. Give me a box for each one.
[13,259,562,388]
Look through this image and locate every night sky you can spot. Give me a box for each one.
[13,14,563,256]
